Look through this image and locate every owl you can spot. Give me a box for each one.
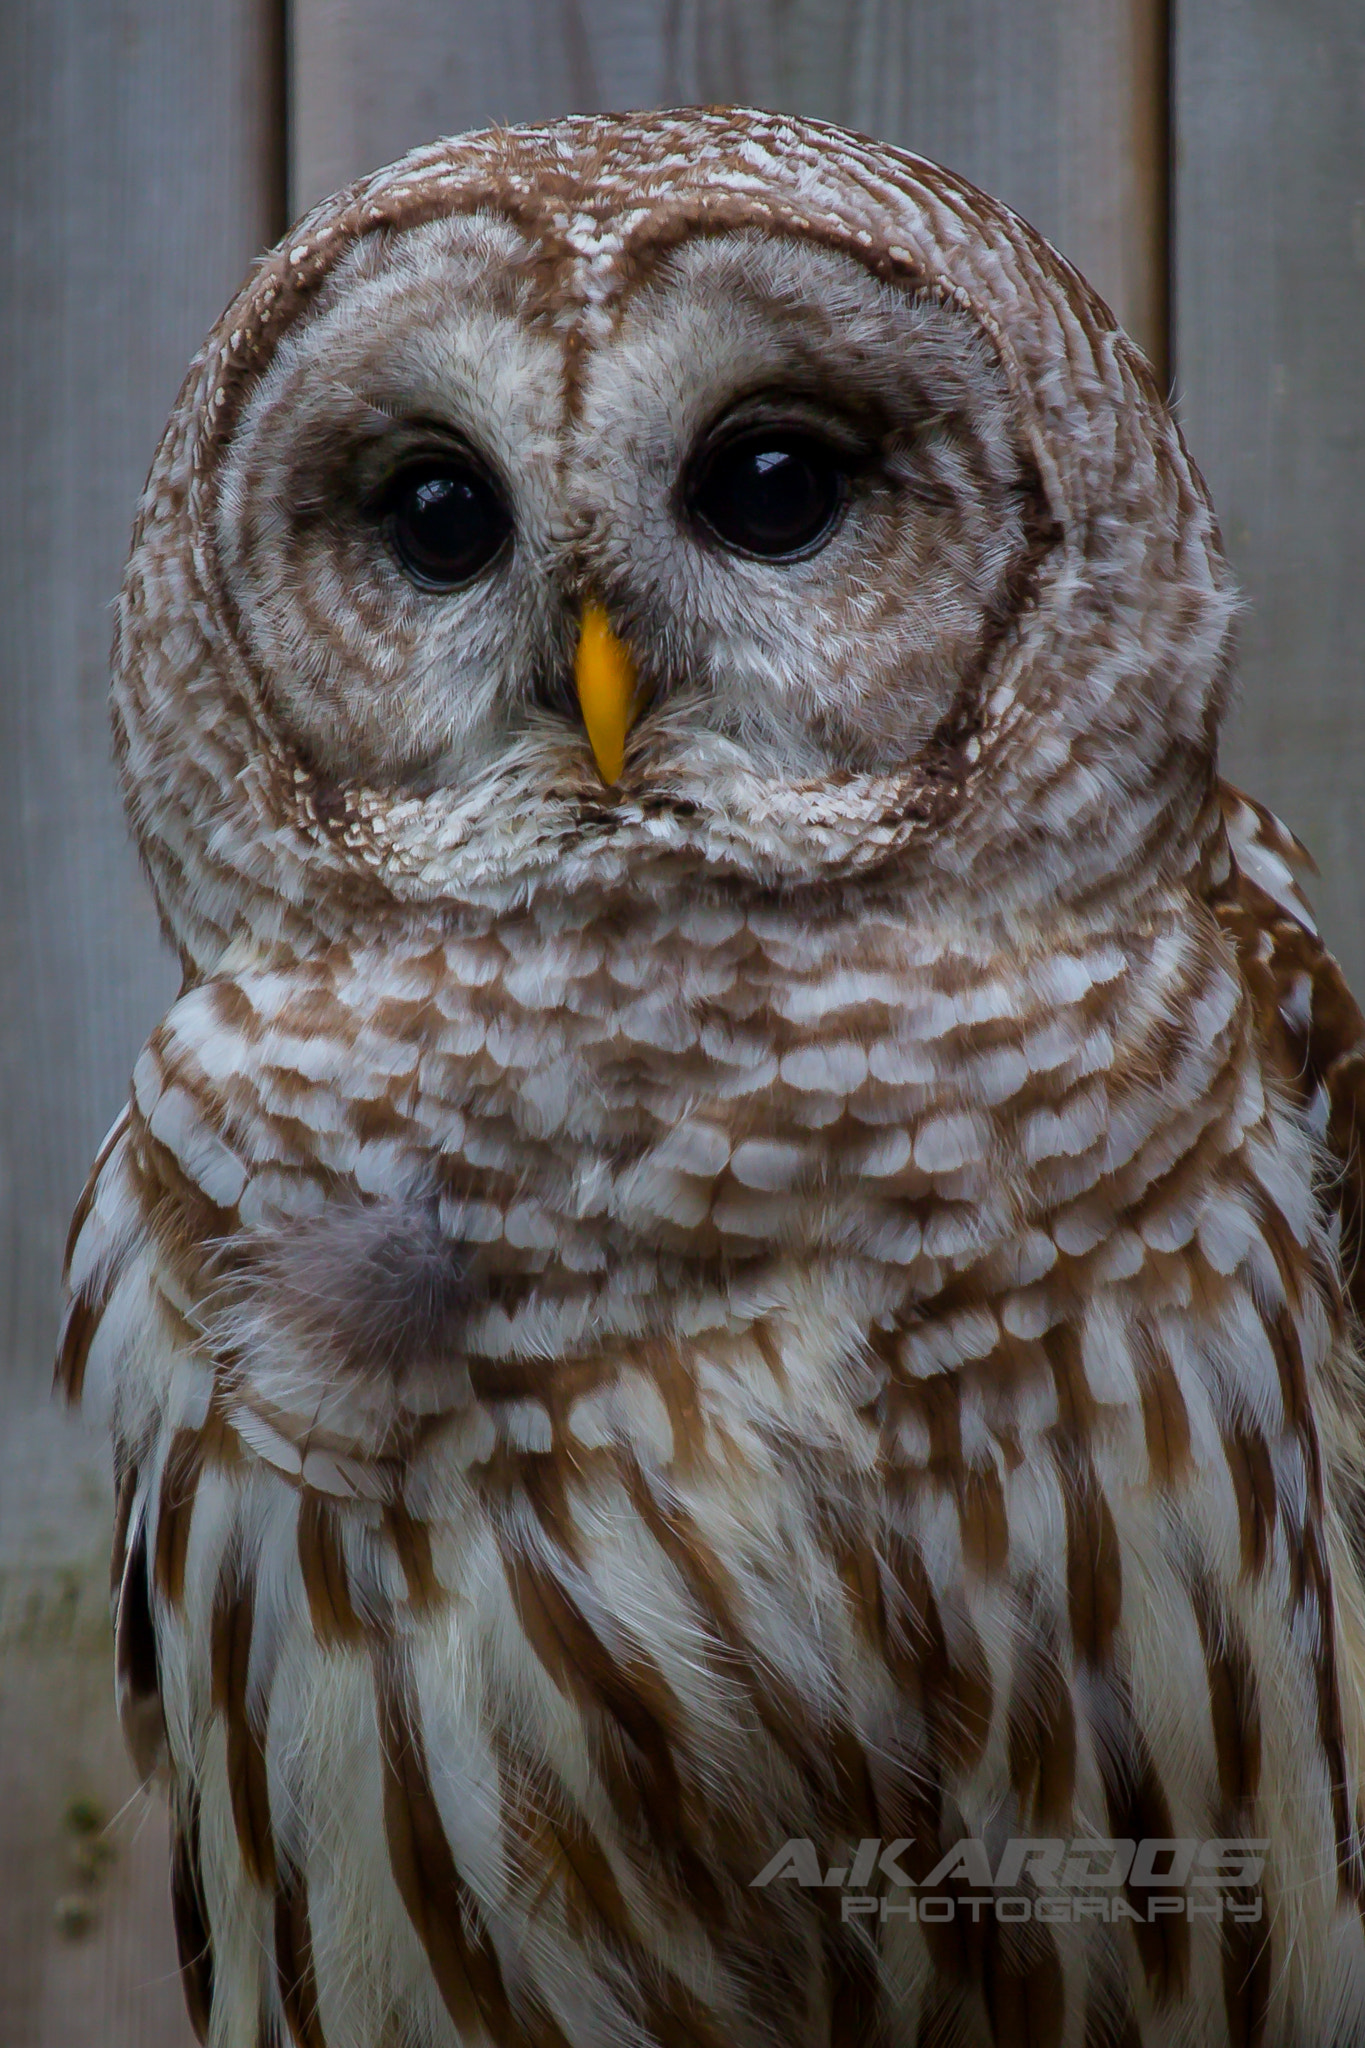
[58,107,1365,2048]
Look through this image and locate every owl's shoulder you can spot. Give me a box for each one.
[1214,782,1365,1313]
[83,945,453,1238]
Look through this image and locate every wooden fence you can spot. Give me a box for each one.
[2,2,1361,2038]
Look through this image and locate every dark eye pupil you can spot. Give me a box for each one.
[691,434,845,559]
[389,464,510,587]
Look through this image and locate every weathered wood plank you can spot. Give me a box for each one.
[291,0,1168,364]
[1173,0,1365,990]
[0,3,282,2039]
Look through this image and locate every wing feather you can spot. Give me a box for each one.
[1216,782,1365,1314]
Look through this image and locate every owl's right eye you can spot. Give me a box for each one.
[383,461,512,589]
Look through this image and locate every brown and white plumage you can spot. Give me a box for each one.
[60,108,1365,2045]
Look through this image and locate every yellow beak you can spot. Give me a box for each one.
[574,602,638,786]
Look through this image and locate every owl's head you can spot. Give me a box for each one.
[116,109,1234,971]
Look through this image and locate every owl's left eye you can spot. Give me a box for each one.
[383,461,512,589]
[688,430,849,561]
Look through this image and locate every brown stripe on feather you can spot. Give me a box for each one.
[1223,1421,1277,1581]
[211,1562,276,1887]
[913,1372,965,1478]
[982,1912,1065,2048]
[1187,1574,1270,2039]
[1006,1603,1075,1833]
[1135,1327,1193,1489]
[1305,925,1365,1074]
[626,1459,877,1829]
[1249,1197,1305,1318]
[374,1646,569,2047]
[1267,1305,1312,1445]
[1321,1058,1365,1319]
[1220,1902,1271,2048]
[881,1529,992,1775]
[61,1105,128,1276]
[882,1798,988,1990]
[170,1791,214,2043]
[1091,1666,1189,2004]
[55,1284,102,1404]
[1059,1459,1121,1669]
[751,1316,790,1391]
[895,1374,1009,1577]
[831,1515,884,1647]
[1042,1324,1098,1447]
[501,1542,680,1813]
[1299,1520,1365,1905]
[493,1732,740,2048]
[155,1427,206,1606]
[994,1421,1025,1474]
[467,1347,608,1410]
[862,1701,988,1989]
[110,1460,138,1602]
[475,1442,584,1565]
[647,1338,708,1471]
[959,1463,1008,1577]
[383,1501,442,1612]
[496,1737,634,1945]
[501,1537,722,1921]
[374,1644,502,2037]
[298,1493,364,1645]
[520,1449,584,1563]
[1188,1574,1262,1811]
[274,1865,326,2048]
[56,1112,132,1399]
[863,1581,994,1982]
[115,1500,167,1780]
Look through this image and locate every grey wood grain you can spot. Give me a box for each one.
[1174,0,1365,990]
[291,0,1168,364]
[0,1,281,2038]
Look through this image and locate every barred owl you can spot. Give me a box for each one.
[60,108,1365,2047]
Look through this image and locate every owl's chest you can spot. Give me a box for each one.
[362,908,1225,1361]
[390,921,1031,1376]
[149,912,1288,1489]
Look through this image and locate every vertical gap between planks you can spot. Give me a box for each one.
[1129,0,1172,388]
[1156,0,1174,393]
[268,0,293,245]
